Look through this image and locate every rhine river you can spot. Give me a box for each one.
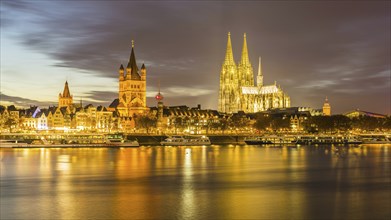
[1,145,390,220]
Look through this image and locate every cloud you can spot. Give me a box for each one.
[2,1,390,114]
[0,92,56,108]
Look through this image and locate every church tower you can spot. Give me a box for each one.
[118,40,148,116]
[237,33,254,112]
[218,32,239,113]
[59,81,73,107]
[238,33,254,87]
[256,57,263,87]
[323,97,331,116]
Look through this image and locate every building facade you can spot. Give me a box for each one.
[218,33,290,113]
[117,41,148,117]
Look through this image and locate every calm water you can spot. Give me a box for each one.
[1,145,390,220]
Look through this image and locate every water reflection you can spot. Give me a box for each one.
[1,145,390,219]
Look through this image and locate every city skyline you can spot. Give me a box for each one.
[1,1,390,114]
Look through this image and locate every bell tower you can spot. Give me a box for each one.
[59,81,73,107]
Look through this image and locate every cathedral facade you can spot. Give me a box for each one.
[218,33,290,113]
[117,41,148,116]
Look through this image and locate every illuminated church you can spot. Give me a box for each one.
[116,41,148,116]
[218,33,290,113]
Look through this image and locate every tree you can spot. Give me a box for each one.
[218,117,230,134]
[331,115,351,132]
[230,113,250,132]
[270,117,290,131]
[4,117,18,133]
[253,113,272,131]
[135,115,157,134]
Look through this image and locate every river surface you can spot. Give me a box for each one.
[1,145,390,220]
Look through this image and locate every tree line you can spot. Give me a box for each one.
[253,113,391,133]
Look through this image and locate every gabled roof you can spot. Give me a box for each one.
[109,99,119,108]
[84,104,94,109]
[7,105,17,111]
[97,106,108,111]
[0,106,6,114]
[59,106,68,115]
[48,106,57,114]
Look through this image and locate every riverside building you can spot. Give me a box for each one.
[218,33,290,113]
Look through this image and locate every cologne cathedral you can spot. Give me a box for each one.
[218,33,290,113]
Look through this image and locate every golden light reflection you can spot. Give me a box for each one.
[1,145,389,219]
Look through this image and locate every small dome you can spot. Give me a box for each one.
[155,92,163,101]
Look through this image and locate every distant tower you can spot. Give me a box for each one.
[257,57,263,87]
[59,81,73,107]
[118,40,148,116]
[155,83,164,127]
[218,32,239,113]
[323,97,331,116]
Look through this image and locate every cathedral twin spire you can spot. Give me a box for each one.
[224,32,235,65]
[223,32,251,67]
[240,33,250,66]
[219,32,254,113]
[219,33,291,113]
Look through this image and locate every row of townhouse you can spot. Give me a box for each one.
[0,104,119,132]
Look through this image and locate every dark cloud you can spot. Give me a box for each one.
[0,92,56,108]
[84,91,118,106]
[2,1,390,114]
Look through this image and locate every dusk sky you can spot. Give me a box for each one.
[1,1,390,114]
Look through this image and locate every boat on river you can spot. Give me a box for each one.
[245,135,362,145]
[160,136,211,146]
[244,135,297,145]
[295,135,362,145]
[359,134,391,144]
[0,133,139,148]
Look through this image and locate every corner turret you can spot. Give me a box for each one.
[119,64,124,81]
[141,63,146,81]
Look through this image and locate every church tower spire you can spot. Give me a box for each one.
[59,81,73,107]
[224,32,235,65]
[238,33,254,89]
[240,33,250,65]
[127,40,141,80]
[257,57,263,87]
[62,81,71,98]
[219,32,239,113]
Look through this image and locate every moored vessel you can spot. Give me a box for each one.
[295,135,362,145]
[244,135,296,145]
[0,133,139,148]
[359,134,391,144]
[160,135,211,146]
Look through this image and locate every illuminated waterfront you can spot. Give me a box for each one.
[1,145,390,220]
